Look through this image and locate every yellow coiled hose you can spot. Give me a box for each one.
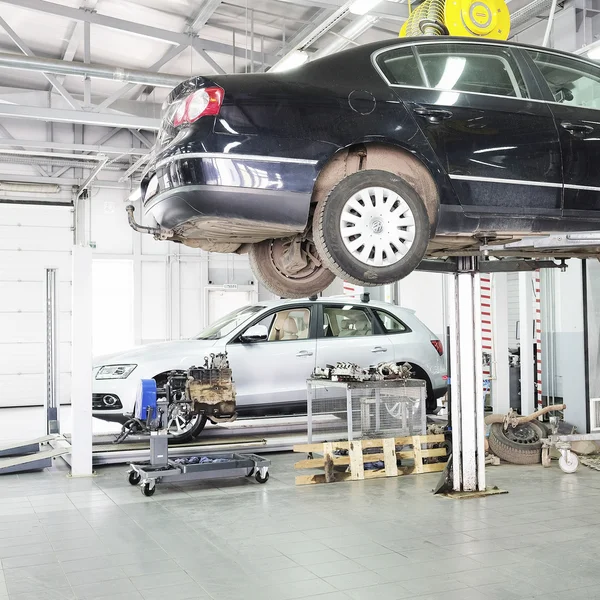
[400,0,510,39]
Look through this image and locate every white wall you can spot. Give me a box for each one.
[0,204,73,408]
[541,261,587,433]
[507,273,520,349]
[91,189,269,348]
[0,188,273,408]
[397,271,447,339]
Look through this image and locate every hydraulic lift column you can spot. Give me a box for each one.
[449,257,486,492]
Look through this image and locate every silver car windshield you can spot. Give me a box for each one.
[193,305,265,340]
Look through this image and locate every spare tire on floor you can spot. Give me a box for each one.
[488,421,545,465]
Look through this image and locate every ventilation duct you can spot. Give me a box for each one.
[510,0,555,29]
[0,52,183,88]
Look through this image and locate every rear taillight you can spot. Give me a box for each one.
[172,86,224,127]
[431,340,444,356]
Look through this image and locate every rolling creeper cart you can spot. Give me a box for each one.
[125,359,271,496]
[127,448,271,497]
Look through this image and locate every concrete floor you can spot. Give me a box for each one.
[0,454,600,600]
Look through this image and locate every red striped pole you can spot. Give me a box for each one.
[480,274,492,399]
[534,270,543,409]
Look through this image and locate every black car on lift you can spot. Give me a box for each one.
[130,37,600,298]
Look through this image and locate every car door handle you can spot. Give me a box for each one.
[413,106,453,123]
[296,350,313,357]
[561,122,594,135]
[371,346,388,353]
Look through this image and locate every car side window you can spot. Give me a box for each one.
[376,47,424,88]
[375,310,408,334]
[527,51,600,110]
[377,43,528,99]
[323,306,373,338]
[416,44,528,98]
[252,308,311,342]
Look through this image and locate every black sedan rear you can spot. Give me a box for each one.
[131,36,600,298]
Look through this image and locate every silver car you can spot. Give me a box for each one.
[92,297,447,441]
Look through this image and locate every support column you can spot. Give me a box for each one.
[71,188,93,477]
[45,268,60,435]
[71,244,93,476]
[519,272,535,416]
[449,258,486,492]
[492,273,510,414]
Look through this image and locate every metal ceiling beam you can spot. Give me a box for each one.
[274,0,407,20]
[193,47,226,75]
[0,15,82,109]
[95,43,187,111]
[0,0,274,63]
[313,14,379,58]
[0,122,49,176]
[0,172,128,188]
[131,129,154,148]
[0,137,148,154]
[51,126,123,178]
[56,21,82,85]
[0,104,160,129]
[187,0,222,33]
[102,3,227,110]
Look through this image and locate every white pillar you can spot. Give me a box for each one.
[449,266,486,492]
[519,272,535,416]
[70,244,93,476]
[492,273,510,414]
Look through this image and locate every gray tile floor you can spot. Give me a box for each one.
[1,453,600,600]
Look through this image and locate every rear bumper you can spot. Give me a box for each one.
[142,152,317,235]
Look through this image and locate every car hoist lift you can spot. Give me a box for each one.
[396,1,570,493]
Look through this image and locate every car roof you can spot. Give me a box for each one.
[256,296,415,314]
[307,35,599,73]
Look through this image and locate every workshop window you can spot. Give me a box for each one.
[528,51,600,111]
[253,308,311,342]
[323,306,373,338]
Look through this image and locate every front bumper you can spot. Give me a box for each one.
[141,153,318,237]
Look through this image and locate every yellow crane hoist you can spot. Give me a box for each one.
[399,0,510,40]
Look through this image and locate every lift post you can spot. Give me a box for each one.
[418,256,566,493]
[448,257,486,492]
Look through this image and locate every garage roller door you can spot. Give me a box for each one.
[0,204,72,408]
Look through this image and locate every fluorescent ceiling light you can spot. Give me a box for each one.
[271,50,309,72]
[349,0,382,15]
[435,57,466,90]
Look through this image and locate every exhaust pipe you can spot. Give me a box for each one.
[125,205,174,240]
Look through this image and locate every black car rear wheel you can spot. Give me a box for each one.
[249,237,335,299]
[313,170,430,286]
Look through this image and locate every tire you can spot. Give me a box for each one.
[249,238,335,298]
[488,422,545,465]
[142,483,155,497]
[128,471,141,486]
[255,470,269,484]
[405,364,437,415]
[168,414,207,444]
[313,170,430,286]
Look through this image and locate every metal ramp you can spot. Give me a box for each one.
[0,435,70,474]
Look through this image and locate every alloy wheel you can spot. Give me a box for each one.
[340,186,416,267]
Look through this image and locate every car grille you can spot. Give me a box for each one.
[92,394,122,410]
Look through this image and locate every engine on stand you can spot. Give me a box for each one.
[115,352,237,444]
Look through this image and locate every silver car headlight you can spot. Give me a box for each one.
[95,365,137,380]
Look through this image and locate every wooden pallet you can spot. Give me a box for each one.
[293,435,447,485]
